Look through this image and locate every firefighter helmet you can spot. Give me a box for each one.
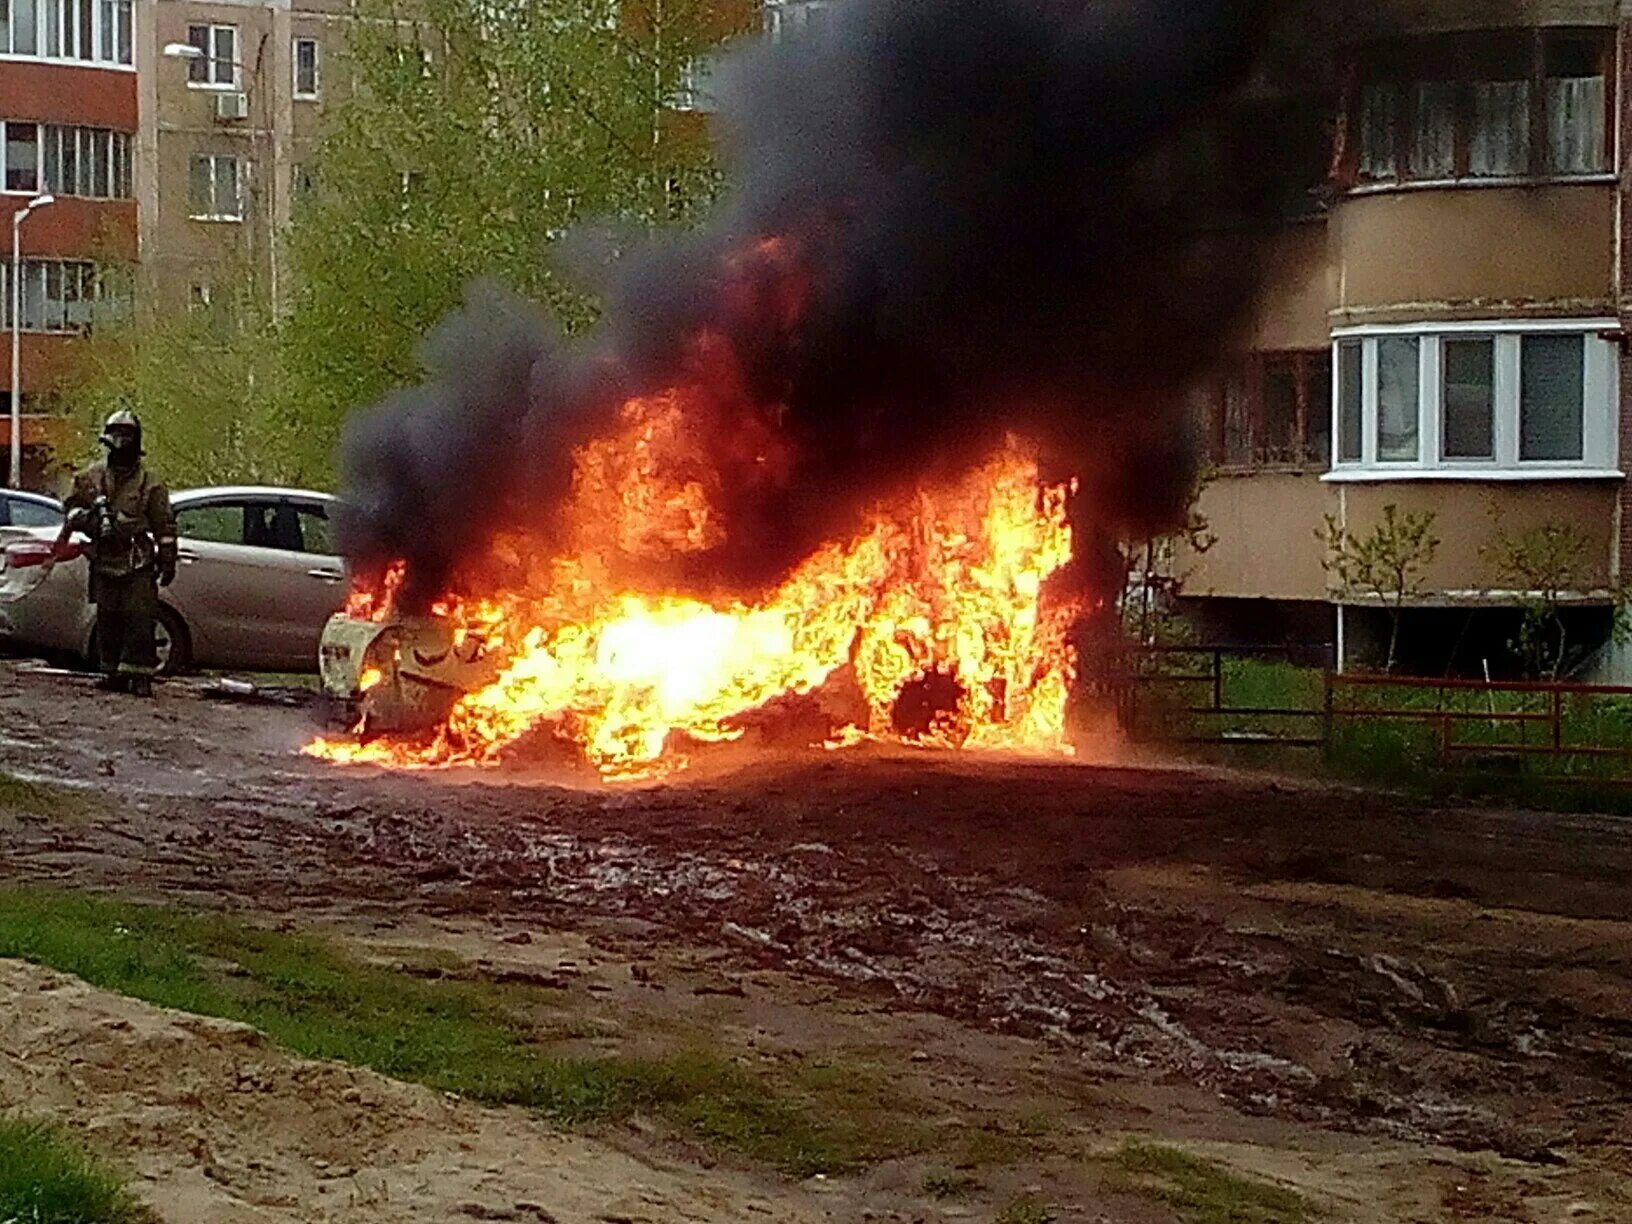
[100,409,143,457]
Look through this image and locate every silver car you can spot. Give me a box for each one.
[0,485,347,674]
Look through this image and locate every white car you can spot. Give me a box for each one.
[0,485,347,674]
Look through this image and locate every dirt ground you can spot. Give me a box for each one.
[1,657,1630,1222]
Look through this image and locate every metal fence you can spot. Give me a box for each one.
[1120,644,1632,783]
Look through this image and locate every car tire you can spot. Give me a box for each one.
[156,604,193,676]
[88,605,194,676]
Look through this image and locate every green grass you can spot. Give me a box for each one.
[1132,655,1632,807]
[0,885,903,1177]
[1103,1142,1315,1224]
[0,1117,151,1224]
[0,772,91,820]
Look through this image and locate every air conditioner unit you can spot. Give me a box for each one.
[215,92,249,122]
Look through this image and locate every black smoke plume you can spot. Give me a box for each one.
[338,0,1287,604]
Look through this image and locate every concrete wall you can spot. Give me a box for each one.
[1330,184,1616,326]
[141,0,355,311]
[1248,221,1332,351]
[1340,480,1619,594]
[1181,474,1621,602]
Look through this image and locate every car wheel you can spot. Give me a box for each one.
[81,605,194,676]
[155,605,193,676]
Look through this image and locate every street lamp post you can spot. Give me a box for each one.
[9,193,55,489]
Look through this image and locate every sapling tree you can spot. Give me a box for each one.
[1319,503,1439,673]
[1483,520,1627,680]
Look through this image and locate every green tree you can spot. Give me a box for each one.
[65,271,310,487]
[1118,467,1216,646]
[66,0,730,488]
[1320,504,1440,673]
[1483,520,1628,680]
[279,0,729,474]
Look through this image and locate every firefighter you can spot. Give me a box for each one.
[51,411,177,697]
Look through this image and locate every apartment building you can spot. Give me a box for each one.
[1180,0,1632,679]
[0,0,139,479]
[139,0,352,314]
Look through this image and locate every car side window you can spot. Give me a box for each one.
[295,506,336,556]
[10,500,64,528]
[175,503,246,545]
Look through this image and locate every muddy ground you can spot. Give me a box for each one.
[0,658,1629,1222]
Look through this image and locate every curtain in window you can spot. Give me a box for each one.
[1377,337,1420,461]
[1223,374,1250,466]
[1338,342,1363,463]
[188,156,212,215]
[1469,80,1530,176]
[1408,82,1456,179]
[1520,335,1585,460]
[1261,363,1299,462]
[1359,85,1398,179]
[1441,339,1495,459]
[1546,77,1605,175]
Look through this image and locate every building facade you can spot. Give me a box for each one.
[138,0,352,315]
[1181,0,1632,679]
[1,0,139,479]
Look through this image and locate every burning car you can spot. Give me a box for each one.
[307,0,1274,780]
[317,608,501,735]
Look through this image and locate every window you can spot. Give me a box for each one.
[764,0,831,42]
[1376,336,1420,461]
[1338,340,1363,463]
[674,52,722,112]
[13,123,130,202]
[3,121,38,192]
[0,259,130,334]
[3,0,128,63]
[1442,338,1494,459]
[1346,28,1611,188]
[295,506,336,555]
[1329,322,1617,477]
[6,497,64,528]
[176,503,247,546]
[1199,350,1333,470]
[189,154,243,221]
[187,23,238,87]
[188,282,211,311]
[293,36,319,99]
[1520,334,1585,460]
[244,503,307,552]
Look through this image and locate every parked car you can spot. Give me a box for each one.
[0,486,346,674]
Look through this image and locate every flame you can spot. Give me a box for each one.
[309,352,1080,780]
[310,441,1077,779]
[358,666,384,692]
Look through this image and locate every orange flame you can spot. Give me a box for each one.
[309,379,1079,779]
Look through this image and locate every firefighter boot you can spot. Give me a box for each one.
[96,674,128,693]
[128,675,153,699]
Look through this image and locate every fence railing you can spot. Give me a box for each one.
[1119,645,1632,784]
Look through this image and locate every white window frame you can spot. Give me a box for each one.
[0,0,131,66]
[293,35,320,101]
[1,120,42,195]
[186,23,240,89]
[674,52,723,113]
[189,153,244,222]
[763,0,831,43]
[1325,318,1622,480]
[0,258,127,334]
